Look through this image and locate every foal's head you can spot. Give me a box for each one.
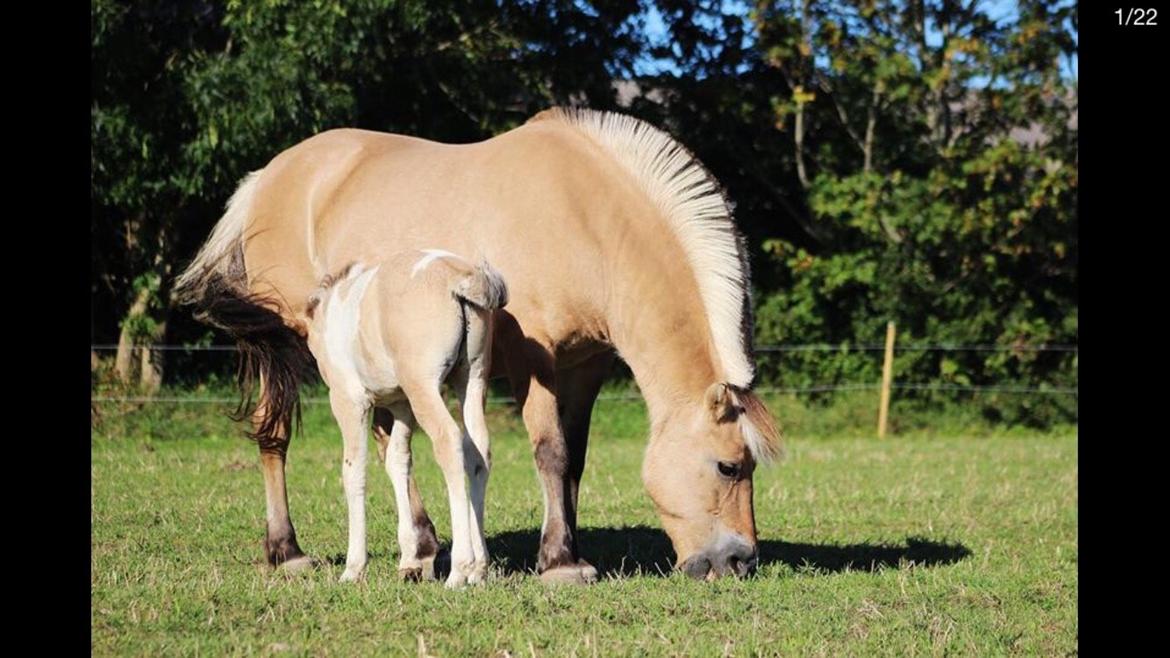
[641,383,781,580]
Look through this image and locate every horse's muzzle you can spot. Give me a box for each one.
[678,536,759,580]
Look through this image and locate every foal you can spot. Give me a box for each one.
[305,249,507,587]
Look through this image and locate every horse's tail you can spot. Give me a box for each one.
[449,259,509,311]
[173,171,260,302]
[173,170,313,450]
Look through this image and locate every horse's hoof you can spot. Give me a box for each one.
[466,566,488,586]
[444,572,468,589]
[276,555,315,575]
[539,561,598,585]
[398,555,438,582]
[339,566,365,583]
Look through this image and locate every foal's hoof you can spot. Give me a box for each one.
[398,555,439,582]
[539,560,598,585]
[275,555,316,575]
[448,559,489,587]
[466,565,489,586]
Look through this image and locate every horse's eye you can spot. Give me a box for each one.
[717,461,741,479]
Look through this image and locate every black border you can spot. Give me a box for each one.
[1080,0,1167,647]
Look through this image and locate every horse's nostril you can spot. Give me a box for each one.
[741,554,758,576]
[680,556,712,580]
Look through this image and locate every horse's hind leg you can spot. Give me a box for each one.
[453,365,491,585]
[328,388,372,582]
[400,380,475,589]
[255,382,312,573]
[373,405,441,581]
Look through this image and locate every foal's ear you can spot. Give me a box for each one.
[704,382,737,423]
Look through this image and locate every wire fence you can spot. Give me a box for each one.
[91,342,1078,405]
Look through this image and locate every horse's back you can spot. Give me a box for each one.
[243,120,634,352]
[241,128,438,321]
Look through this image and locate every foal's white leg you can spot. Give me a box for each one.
[454,366,492,585]
[403,384,475,589]
[376,404,438,580]
[329,388,371,583]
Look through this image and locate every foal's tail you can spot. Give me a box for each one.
[173,170,313,450]
[449,259,509,311]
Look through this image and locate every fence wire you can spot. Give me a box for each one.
[92,342,1077,404]
[91,383,1077,406]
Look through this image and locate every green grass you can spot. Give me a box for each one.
[92,394,1077,656]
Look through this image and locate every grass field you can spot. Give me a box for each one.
[92,392,1077,656]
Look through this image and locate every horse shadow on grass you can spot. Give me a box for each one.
[486,525,972,578]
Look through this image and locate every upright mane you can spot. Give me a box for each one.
[532,107,755,388]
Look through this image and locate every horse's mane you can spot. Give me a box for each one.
[532,108,755,388]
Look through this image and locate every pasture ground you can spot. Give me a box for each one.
[92,391,1077,656]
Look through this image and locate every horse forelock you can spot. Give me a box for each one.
[541,107,755,388]
[732,387,783,465]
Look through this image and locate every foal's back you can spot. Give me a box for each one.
[306,250,507,405]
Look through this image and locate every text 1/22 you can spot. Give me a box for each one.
[1116,8,1157,25]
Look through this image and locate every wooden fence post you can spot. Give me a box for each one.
[877,321,896,438]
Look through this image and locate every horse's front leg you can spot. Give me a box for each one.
[373,405,441,581]
[556,351,615,553]
[328,388,371,582]
[503,344,597,584]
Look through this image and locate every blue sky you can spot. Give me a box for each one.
[632,0,1078,82]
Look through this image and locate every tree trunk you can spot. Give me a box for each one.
[795,107,810,190]
[794,0,813,191]
[864,86,881,174]
[139,317,167,393]
[114,287,151,383]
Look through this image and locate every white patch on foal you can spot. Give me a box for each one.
[410,248,461,278]
[320,264,381,401]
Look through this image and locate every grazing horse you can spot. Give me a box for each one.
[175,107,782,584]
[304,251,506,586]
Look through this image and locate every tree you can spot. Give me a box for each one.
[746,0,1077,425]
[92,0,228,389]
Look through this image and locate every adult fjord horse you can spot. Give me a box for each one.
[175,107,782,583]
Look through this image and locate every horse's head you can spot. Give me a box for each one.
[641,383,782,580]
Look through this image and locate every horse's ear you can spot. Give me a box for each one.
[704,382,736,422]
